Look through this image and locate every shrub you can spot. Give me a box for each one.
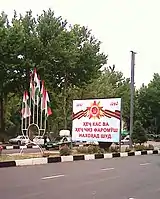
[125,147,132,152]
[76,145,105,154]
[145,144,154,150]
[42,152,50,157]
[132,121,148,144]
[134,144,147,151]
[134,144,154,151]
[108,146,119,153]
[76,146,88,154]
[59,145,71,156]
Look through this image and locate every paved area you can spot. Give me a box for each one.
[1,155,160,199]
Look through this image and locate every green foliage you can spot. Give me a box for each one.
[107,145,120,153]
[0,9,107,135]
[76,145,105,154]
[134,144,154,151]
[125,147,132,152]
[59,145,71,156]
[1,8,160,143]
[132,121,148,144]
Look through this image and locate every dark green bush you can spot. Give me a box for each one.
[109,146,119,153]
[59,145,71,156]
[125,147,132,152]
[134,144,146,151]
[134,144,154,151]
[145,144,154,150]
[76,146,88,154]
[76,145,105,154]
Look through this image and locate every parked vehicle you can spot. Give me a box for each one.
[9,135,29,145]
[33,136,50,145]
[121,135,130,145]
[45,136,72,150]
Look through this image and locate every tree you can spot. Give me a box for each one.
[132,120,147,144]
[136,73,160,134]
[0,9,107,137]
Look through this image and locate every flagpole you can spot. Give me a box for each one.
[44,116,47,132]
[25,117,27,130]
[37,95,39,126]
[21,96,23,133]
[29,89,31,125]
[40,98,43,129]
[33,101,35,124]
[40,80,44,130]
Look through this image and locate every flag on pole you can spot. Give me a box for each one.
[45,90,52,118]
[40,80,46,111]
[29,76,35,103]
[33,68,40,105]
[21,91,31,118]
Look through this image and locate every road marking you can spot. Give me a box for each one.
[140,162,151,166]
[101,167,114,171]
[41,174,65,180]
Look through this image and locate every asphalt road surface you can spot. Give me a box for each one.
[1,155,160,199]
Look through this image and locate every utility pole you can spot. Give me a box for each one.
[129,51,136,148]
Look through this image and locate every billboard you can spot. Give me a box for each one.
[72,98,121,142]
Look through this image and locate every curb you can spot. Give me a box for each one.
[0,149,159,168]
[2,145,40,150]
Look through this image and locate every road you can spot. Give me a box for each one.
[1,155,160,199]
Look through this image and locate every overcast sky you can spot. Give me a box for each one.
[1,0,160,88]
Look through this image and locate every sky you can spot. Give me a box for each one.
[1,0,160,88]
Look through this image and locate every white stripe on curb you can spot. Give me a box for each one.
[104,153,113,158]
[20,146,27,149]
[32,146,39,149]
[84,154,95,160]
[6,146,14,150]
[135,151,141,156]
[61,156,73,162]
[120,152,128,157]
[147,150,153,155]
[15,158,48,166]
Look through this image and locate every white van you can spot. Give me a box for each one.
[121,135,130,145]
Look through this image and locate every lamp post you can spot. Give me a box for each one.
[129,51,136,148]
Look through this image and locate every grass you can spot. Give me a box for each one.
[0,151,60,162]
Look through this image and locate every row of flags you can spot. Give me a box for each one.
[21,68,52,119]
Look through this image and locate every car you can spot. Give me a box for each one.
[9,135,29,145]
[33,136,50,146]
[44,136,72,150]
[121,135,130,145]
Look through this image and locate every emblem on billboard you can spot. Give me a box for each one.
[72,100,120,120]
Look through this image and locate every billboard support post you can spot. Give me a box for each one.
[119,99,122,152]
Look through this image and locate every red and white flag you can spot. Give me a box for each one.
[21,91,31,118]
[45,90,52,118]
[34,68,40,105]
[40,80,46,111]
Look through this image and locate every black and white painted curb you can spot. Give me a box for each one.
[0,149,159,168]
[2,145,40,150]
